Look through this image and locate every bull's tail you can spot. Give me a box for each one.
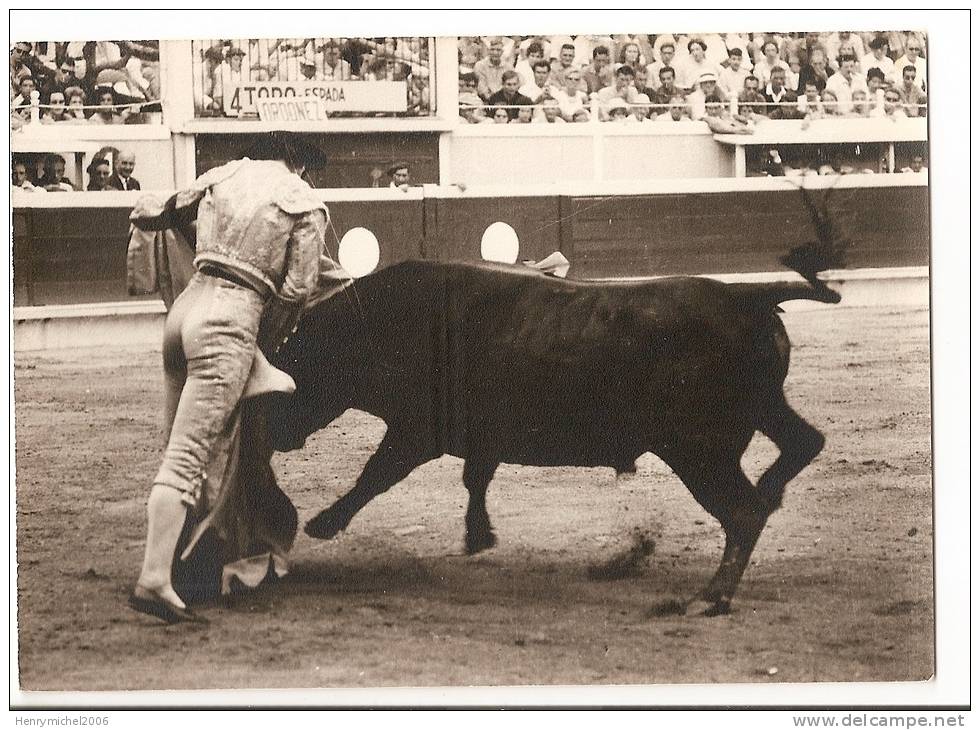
[733,183,849,307]
[729,279,841,307]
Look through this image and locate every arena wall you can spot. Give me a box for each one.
[12,177,928,308]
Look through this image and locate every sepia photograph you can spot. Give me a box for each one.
[7,9,970,713]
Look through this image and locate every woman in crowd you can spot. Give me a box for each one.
[616,42,644,71]
[89,87,132,124]
[65,87,89,123]
[86,156,113,190]
[40,90,69,123]
[819,89,840,117]
[491,106,510,124]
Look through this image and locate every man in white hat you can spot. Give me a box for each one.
[687,70,726,121]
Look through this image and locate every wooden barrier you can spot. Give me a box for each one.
[12,177,929,306]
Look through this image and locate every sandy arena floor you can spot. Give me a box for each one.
[13,304,932,690]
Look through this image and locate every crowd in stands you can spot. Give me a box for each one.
[457,32,928,125]
[10,41,162,129]
[192,37,432,117]
[11,147,141,193]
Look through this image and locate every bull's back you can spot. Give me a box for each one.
[289,261,791,465]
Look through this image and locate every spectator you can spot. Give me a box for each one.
[737,75,768,118]
[554,68,588,121]
[656,94,694,123]
[514,41,546,86]
[605,97,630,123]
[459,71,479,95]
[86,156,113,190]
[65,87,89,123]
[645,41,675,90]
[474,37,508,101]
[626,94,651,123]
[796,47,831,94]
[298,58,318,81]
[650,66,683,112]
[894,38,926,92]
[457,36,485,73]
[12,160,43,192]
[40,90,69,123]
[849,89,871,118]
[511,106,534,124]
[676,38,719,91]
[581,46,613,95]
[204,44,245,115]
[89,86,133,124]
[388,163,410,190]
[596,65,639,120]
[550,43,579,89]
[753,40,789,86]
[860,35,895,87]
[534,98,566,124]
[786,54,801,93]
[797,80,826,119]
[11,75,36,123]
[900,155,926,173]
[825,31,865,67]
[819,89,840,117]
[487,70,533,120]
[491,106,510,124]
[519,60,553,104]
[10,42,35,89]
[719,48,751,98]
[703,100,753,134]
[632,67,656,99]
[570,108,591,123]
[616,43,644,72]
[321,40,352,80]
[38,154,76,191]
[108,150,140,191]
[824,55,867,115]
[573,34,616,69]
[53,56,85,91]
[865,67,887,115]
[688,71,726,121]
[882,88,908,120]
[897,65,927,116]
[762,66,797,119]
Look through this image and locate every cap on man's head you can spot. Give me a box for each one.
[227,45,246,57]
[387,162,409,176]
[729,47,743,57]
[698,71,718,84]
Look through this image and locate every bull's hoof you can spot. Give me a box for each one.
[304,508,348,540]
[465,530,497,555]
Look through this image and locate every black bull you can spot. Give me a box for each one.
[260,259,840,616]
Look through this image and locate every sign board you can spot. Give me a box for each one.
[230,81,408,119]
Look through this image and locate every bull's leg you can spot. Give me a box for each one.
[656,446,768,617]
[462,458,498,554]
[756,399,825,512]
[304,430,430,540]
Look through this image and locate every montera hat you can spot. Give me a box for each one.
[246,131,328,169]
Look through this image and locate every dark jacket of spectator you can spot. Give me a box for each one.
[763,84,800,119]
[108,173,141,191]
[796,63,831,95]
[486,88,533,119]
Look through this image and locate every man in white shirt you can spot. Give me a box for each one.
[718,47,751,99]
[515,41,546,86]
[824,55,867,115]
[645,41,676,91]
[860,36,895,87]
[519,60,553,104]
[321,41,352,80]
[894,39,927,91]
[596,65,639,120]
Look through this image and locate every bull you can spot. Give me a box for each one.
[265,192,846,617]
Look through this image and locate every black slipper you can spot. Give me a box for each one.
[128,590,209,625]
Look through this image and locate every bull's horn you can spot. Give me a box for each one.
[243,349,296,399]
